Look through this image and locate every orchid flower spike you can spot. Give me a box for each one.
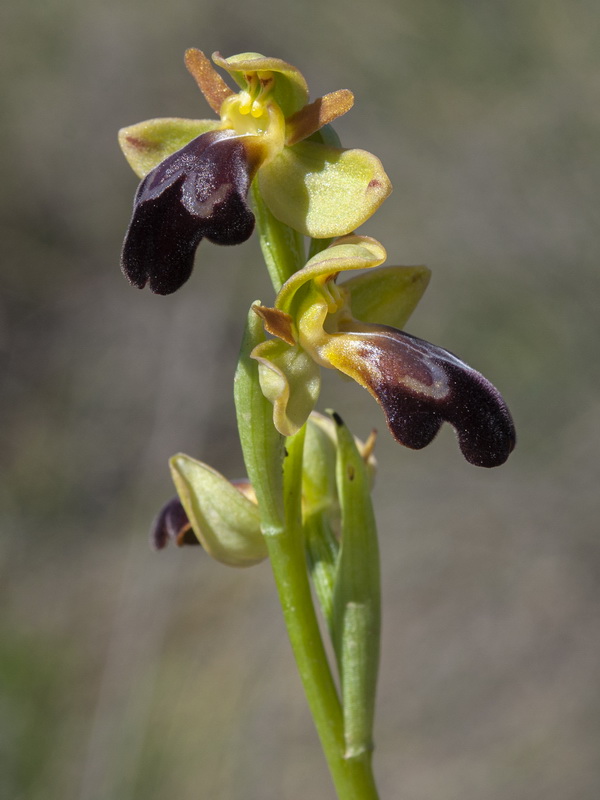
[252,235,516,468]
[119,50,391,294]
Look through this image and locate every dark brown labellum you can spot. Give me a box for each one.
[337,324,516,467]
[121,130,259,294]
[150,497,199,550]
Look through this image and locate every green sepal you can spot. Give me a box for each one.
[234,303,286,535]
[343,265,431,329]
[259,141,391,238]
[303,124,343,266]
[169,454,266,567]
[212,52,309,117]
[118,117,221,178]
[276,235,387,315]
[252,339,321,437]
[331,412,381,758]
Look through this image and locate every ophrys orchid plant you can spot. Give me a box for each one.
[119,49,515,800]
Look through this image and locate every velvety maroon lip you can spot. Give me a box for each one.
[121,130,259,295]
[328,325,516,468]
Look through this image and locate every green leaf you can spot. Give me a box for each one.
[331,412,381,758]
[170,454,266,567]
[118,117,221,178]
[343,265,431,329]
[259,141,391,238]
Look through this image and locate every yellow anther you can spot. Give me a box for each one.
[237,91,253,115]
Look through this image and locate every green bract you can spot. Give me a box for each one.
[302,411,377,521]
[119,49,391,240]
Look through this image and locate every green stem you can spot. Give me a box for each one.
[308,236,334,260]
[244,186,381,799]
[251,181,306,291]
[265,531,380,799]
[259,427,379,800]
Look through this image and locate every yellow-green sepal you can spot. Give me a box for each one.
[276,235,387,315]
[212,52,309,117]
[118,117,221,178]
[343,265,431,328]
[258,141,391,238]
[252,339,321,436]
[169,454,266,567]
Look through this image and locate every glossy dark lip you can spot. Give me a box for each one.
[331,324,516,468]
[121,130,259,295]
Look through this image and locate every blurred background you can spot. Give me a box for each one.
[2,0,599,798]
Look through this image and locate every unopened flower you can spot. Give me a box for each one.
[168,454,266,566]
[119,50,391,294]
[252,236,516,468]
[156,414,374,564]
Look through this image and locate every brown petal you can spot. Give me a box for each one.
[285,89,354,146]
[252,304,296,345]
[184,49,234,114]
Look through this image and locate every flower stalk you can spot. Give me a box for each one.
[234,301,380,799]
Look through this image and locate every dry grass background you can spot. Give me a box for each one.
[1,0,599,798]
